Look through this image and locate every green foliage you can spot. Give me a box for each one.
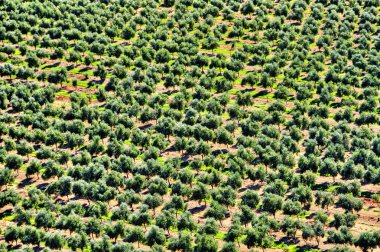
[0,0,379,251]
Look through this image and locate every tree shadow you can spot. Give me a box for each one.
[310,99,320,105]
[162,89,178,95]
[18,178,33,188]
[180,160,189,168]
[89,79,104,87]
[330,102,341,108]
[245,184,262,191]
[361,191,375,198]
[55,198,66,205]
[238,184,262,193]
[66,65,75,71]
[211,149,228,156]
[165,145,176,152]
[290,21,302,27]
[252,90,269,98]
[70,195,85,201]
[241,87,255,93]
[180,154,191,162]
[33,145,42,151]
[139,123,153,130]
[297,244,319,251]
[7,109,17,114]
[79,67,91,72]
[88,80,97,87]
[307,212,316,219]
[32,246,45,252]
[225,40,238,45]
[238,187,248,193]
[0,209,12,219]
[189,205,206,215]
[279,236,300,245]
[312,182,330,191]
[42,62,60,69]
[247,60,256,66]
[59,143,71,150]
[7,244,22,251]
[37,182,49,190]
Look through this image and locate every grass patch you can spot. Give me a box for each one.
[56,90,70,97]
[41,64,61,70]
[297,211,312,219]
[101,212,113,220]
[227,88,239,95]
[76,80,89,88]
[215,231,226,240]
[326,185,340,192]
[3,214,15,221]
[274,242,299,252]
